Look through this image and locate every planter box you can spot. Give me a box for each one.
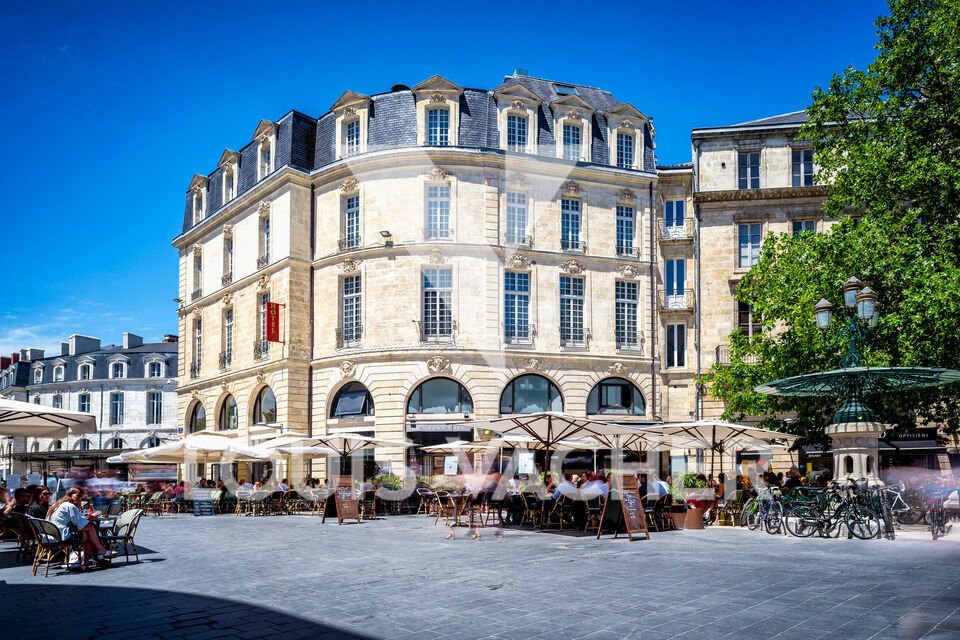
[670,510,686,530]
[685,507,705,530]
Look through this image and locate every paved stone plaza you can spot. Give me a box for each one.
[2,514,959,640]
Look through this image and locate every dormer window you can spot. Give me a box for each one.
[555,84,578,96]
[562,123,582,160]
[413,75,463,148]
[193,191,204,223]
[253,120,278,182]
[605,104,649,171]
[616,131,634,169]
[33,368,42,384]
[507,114,527,152]
[111,361,126,379]
[427,108,449,146]
[79,364,92,380]
[218,150,239,203]
[147,361,163,377]
[344,119,360,156]
[223,166,235,201]
[53,366,64,382]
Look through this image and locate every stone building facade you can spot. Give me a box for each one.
[0,334,179,476]
[174,74,662,480]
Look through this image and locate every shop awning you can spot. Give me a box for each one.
[879,440,945,451]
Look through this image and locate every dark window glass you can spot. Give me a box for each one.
[253,386,277,424]
[190,404,206,433]
[587,377,646,415]
[331,382,374,418]
[407,378,473,414]
[499,374,563,414]
[219,396,238,430]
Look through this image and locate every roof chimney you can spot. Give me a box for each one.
[123,333,143,349]
[10,353,19,364]
[21,349,43,361]
[69,335,101,356]
[0,357,9,370]
[162,334,179,343]
[60,342,70,356]
[514,67,529,77]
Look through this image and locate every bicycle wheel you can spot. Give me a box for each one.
[896,505,925,525]
[785,506,818,538]
[741,498,759,529]
[931,505,945,540]
[764,502,784,535]
[846,505,880,540]
[880,501,895,540]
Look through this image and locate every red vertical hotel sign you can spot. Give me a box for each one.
[266,302,281,342]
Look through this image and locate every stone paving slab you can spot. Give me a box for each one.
[1,514,959,639]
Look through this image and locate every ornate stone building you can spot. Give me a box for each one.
[174,74,661,479]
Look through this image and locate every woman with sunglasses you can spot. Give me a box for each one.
[27,487,52,518]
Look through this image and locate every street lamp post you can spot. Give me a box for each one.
[814,277,884,483]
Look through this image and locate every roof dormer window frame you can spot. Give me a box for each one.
[219,150,240,204]
[108,355,130,380]
[331,91,372,160]
[412,75,463,148]
[32,363,43,384]
[494,85,541,155]
[605,104,649,171]
[253,120,278,182]
[189,174,209,225]
[551,95,594,162]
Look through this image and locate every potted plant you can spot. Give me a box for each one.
[674,472,712,530]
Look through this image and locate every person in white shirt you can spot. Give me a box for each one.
[552,472,579,500]
[46,487,113,565]
[240,480,254,491]
[580,472,609,498]
[277,479,290,491]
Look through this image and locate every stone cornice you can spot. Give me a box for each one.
[694,185,827,204]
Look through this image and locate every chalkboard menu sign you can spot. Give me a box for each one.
[192,489,215,517]
[332,477,361,525]
[597,475,650,541]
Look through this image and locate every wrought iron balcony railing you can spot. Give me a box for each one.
[715,343,759,366]
[504,324,536,345]
[505,233,533,247]
[658,219,694,242]
[189,362,200,379]
[221,272,233,286]
[423,227,453,241]
[561,240,587,252]
[336,326,363,348]
[257,255,270,269]
[191,288,203,301]
[657,289,695,311]
[616,332,641,350]
[338,238,360,251]
[253,340,270,360]
[219,352,232,371]
[616,246,640,259]
[560,328,589,348]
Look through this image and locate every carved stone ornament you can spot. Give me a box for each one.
[192,307,203,319]
[256,369,266,384]
[427,355,450,374]
[426,247,447,264]
[192,243,202,255]
[257,274,270,291]
[608,362,627,375]
[340,258,362,273]
[421,166,450,181]
[177,307,188,318]
[560,259,585,275]
[221,292,233,307]
[617,188,635,202]
[568,109,581,120]
[258,200,271,217]
[617,264,641,279]
[621,118,634,130]
[561,180,580,195]
[222,224,233,237]
[340,177,359,193]
[506,254,530,270]
[429,92,446,104]
[339,360,356,378]
[513,100,527,110]
[523,357,542,371]
[220,379,230,393]
[342,105,358,117]
[509,173,527,188]
[190,389,201,401]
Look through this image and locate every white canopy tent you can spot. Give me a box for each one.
[0,397,97,438]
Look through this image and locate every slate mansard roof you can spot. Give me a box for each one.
[692,110,811,135]
[21,341,178,386]
[183,74,656,233]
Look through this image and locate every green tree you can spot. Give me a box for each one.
[705,0,960,445]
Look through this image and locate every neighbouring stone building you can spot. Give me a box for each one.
[0,333,180,477]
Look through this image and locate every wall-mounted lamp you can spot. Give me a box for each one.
[380,230,393,248]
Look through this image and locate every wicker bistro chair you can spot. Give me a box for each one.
[519,491,544,528]
[416,488,437,516]
[235,491,253,516]
[583,494,606,534]
[6,512,36,563]
[643,494,662,532]
[100,509,144,564]
[433,491,458,526]
[281,490,305,514]
[544,493,577,531]
[483,491,505,526]
[309,489,329,516]
[25,517,74,577]
[249,491,271,516]
[717,490,746,527]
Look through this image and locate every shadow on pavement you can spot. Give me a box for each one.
[0,583,374,639]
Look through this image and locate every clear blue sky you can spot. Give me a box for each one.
[0,0,887,356]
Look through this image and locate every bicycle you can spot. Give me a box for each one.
[743,487,783,535]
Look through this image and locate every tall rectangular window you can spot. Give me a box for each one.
[193,320,202,370]
[738,223,762,268]
[616,281,639,347]
[616,205,635,256]
[664,200,686,237]
[792,149,814,187]
[792,219,816,235]
[193,254,202,296]
[147,391,163,424]
[78,393,91,413]
[504,271,530,343]
[345,119,360,156]
[666,258,686,308]
[257,293,270,356]
[110,392,125,425]
[507,114,527,152]
[223,236,234,279]
[666,324,686,368]
[562,123,582,160]
[561,198,581,250]
[341,275,362,345]
[222,309,234,368]
[259,215,271,264]
[223,167,234,202]
[344,195,360,249]
[259,144,271,179]
[506,191,528,244]
[616,132,634,168]
[425,185,451,239]
[422,268,453,338]
[559,276,585,345]
[738,151,760,189]
[427,108,449,146]
[148,362,162,377]
[738,301,762,338]
[53,395,62,409]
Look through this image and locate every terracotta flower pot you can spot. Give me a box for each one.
[671,510,686,530]
[685,507,705,530]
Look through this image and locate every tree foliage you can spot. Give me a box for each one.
[705,0,960,445]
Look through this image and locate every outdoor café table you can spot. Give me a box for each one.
[446,491,477,527]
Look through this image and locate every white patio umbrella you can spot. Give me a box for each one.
[483,434,604,472]
[274,445,338,458]
[0,397,97,438]
[638,420,798,475]
[419,440,499,454]
[117,434,271,464]
[309,432,413,457]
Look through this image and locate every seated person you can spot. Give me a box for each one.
[277,478,290,491]
[552,472,578,500]
[27,488,52,519]
[580,472,609,498]
[10,488,31,514]
[47,488,114,565]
